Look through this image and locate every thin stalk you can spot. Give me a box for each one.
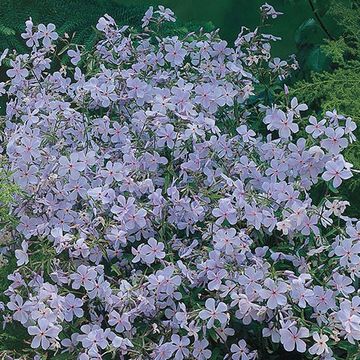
[308,0,335,40]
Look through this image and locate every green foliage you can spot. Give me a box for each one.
[320,37,349,65]
[290,0,360,216]
[0,162,18,228]
[292,0,360,111]
[294,18,324,46]
[0,0,144,52]
[292,61,360,122]
[328,1,360,41]
[0,157,23,357]
[0,0,214,55]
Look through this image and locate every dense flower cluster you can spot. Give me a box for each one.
[0,4,359,360]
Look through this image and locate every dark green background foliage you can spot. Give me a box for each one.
[0,0,341,53]
[0,0,346,55]
[0,0,216,53]
[0,0,143,52]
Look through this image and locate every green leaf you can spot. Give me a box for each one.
[314,0,331,17]
[327,181,339,194]
[210,346,221,360]
[295,18,324,46]
[337,340,359,356]
[305,46,330,72]
[0,25,15,36]
[208,328,218,342]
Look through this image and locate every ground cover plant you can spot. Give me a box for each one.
[0,3,360,360]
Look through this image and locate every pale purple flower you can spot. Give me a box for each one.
[207,269,228,291]
[321,127,348,154]
[236,125,256,143]
[213,228,240,255]
[269,57,287,72]
[279,326,309,353]
[199,298,228,328]
[100,161,125,184]
[326,109,345,124]
[15,240,29,266]
[6,60,29,83]
[260,3,283,19]
[64,294,84,321]
[109,123,129,143]
[70,265,97,291]
[138,238,166,264]
[81,329,109,352]
[305,116,326,138]
[307,286,336,312]
[230,339,251,360]
[308,332,329,355]
[335,239,360,266]
[244,204,264,229]
[290,97,308,115]
[170,334,190,360]
[96,14,116,32]
[7,294,31,324]
[58,153,86,179]
[278,112,299,138]
[142,6,153,27]
[260,278,287,309]
[156,6,176,22]
[331,272,355,295]
[322,159,352,188]
[28,318,62,350]
[165,41,187,66]
[345,117,357,143]
[157,124,176,148]
[193,339,212,360]
[37,23,58,47]
[108,310,131,333]
[68,47,81,65]
[126,77,148,100]
[21,18,39,47]
[212,199,237,225]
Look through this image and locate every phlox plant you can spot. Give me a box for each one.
[0,3,360,360]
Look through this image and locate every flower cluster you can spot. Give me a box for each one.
[0,4,359,360]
